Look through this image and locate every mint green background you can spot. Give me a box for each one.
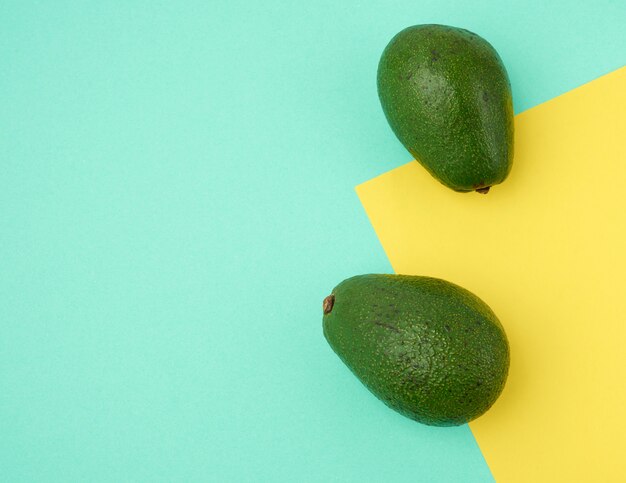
[1,2,624,481]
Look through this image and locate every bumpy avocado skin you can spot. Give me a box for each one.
[323,274,509,426]
[377,24,514,192]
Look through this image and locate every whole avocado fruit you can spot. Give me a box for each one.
[377,25,514,193]
[322,274,509,426]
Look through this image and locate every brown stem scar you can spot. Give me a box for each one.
[323,295,335,315]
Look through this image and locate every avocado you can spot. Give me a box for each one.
[322,274,509,426]
[377,25,514,193]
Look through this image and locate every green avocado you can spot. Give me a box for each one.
[322,274,509,426]
[377,24,514,193]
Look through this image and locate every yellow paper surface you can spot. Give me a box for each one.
[356,67,626,482]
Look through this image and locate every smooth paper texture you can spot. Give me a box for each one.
[357,67,626,482]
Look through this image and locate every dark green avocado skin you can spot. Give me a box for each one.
[377,24,514,192]
[323,274,509,426]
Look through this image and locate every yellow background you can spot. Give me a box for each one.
[357,67,626,481]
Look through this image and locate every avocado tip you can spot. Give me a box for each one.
[475,187,490,194]
[323,295,335,315]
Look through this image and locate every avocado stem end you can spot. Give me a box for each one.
[323,295,335,315]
